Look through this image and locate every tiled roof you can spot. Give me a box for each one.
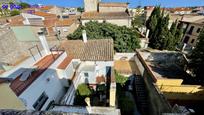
[10,53,61,96]
[7,15,24,26]
[40,6,54,10]
[43,18,57,27]
[22,8,37,11]
[0,78,12,84]
[170,7,192,12]
[56,19,75,26]
[81,12,130,20]
[99,2,128,7]
[57,55,73,69]
[33,11,57,19]
[61,39,114,61]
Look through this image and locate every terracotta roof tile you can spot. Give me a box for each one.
[99,2,128,7]
[56,19,75,26]
[57,55,73,69]
[81,12,130,20]
[33,11,57,19]
[7,15,24,26]
[61,39,114,61]
[40,6,54,10]
[10,53,62,96]
[43,19,57,27]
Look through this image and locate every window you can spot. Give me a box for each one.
[45,100,55,110]
[188,26,194,35]
[197,28,201,33]
[33,92,48,111]
[183,36,190,43]
[191,39,195,44]
[62,15,69,19]
[84,73,89,77]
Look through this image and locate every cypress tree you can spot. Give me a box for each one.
[146,6,161,38]
[189,28,204,84]
[146,6,184,50]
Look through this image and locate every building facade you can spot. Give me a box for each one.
[180,19,204,47]
[82,0,132,27]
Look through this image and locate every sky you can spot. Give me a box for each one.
[22,0,204,8]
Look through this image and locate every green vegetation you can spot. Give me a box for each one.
[115,70,128,86]
[115,71,135,115]
[77,83,92,96]
[19,2,30,9]
[10,9,20,16]
[68,21,140,52]
[118,94,135,115]
[146,6,183,50]
[189,28,204,84]
[74,83,93,105]
[132,13,145,30]
[77,7,84,12]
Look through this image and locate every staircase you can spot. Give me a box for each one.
[60,64,82,105]
[134,75,149,115]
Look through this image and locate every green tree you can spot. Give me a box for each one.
[174,22,184,46]
[132,14,145,29]
[10,10,20,16]
[68,21,140,52]
[146,6,161,38]
[19,2,30,9]
[146,6,183,50]
[189,28,204,84]
[77,7,84,12]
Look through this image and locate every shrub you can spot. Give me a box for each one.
[77,83,92,97]
[10,10,20,16]
[115,70,128,86]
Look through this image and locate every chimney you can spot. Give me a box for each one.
[82,30,87,43]
[146,29,150,38]
[38,31,50,55]
[182,43,187,52]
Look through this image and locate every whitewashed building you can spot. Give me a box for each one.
[59,31,115,106]
[0,33,68,111]
[82,0,132,27]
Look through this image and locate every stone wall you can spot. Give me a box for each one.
[134,55,172,115]
[99,6,127,13]
[0,29,59,65]
[84,0,98,12]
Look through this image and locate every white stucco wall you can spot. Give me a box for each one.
[78,61,113,84]
[19,70,65,110]
[19,52,67,110]
[114,53,135,61]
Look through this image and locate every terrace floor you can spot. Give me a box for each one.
[114,60,140,75]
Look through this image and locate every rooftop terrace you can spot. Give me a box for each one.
[137,49,187,80]
[10,52,62,96]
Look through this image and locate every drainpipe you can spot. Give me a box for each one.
[38,31,50,55]
[82,30,87,43]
